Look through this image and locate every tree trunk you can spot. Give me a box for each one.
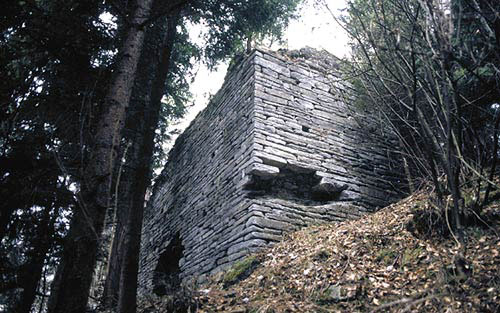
[47,1,153,312]
[0,207,14,242]
[102,10,169,309]
[102,146,134,308]
[13,262,45,313]
[12,208,56,313]
[117,12,180,313]
[482,112,500,208]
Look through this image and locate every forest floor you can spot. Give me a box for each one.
[140,187,500,313]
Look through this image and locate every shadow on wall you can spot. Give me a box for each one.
[153,232,184,296]
[243,165,349,205]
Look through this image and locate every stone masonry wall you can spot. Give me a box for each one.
[138,48,406,294]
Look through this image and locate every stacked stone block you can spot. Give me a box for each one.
[138,48,406,294]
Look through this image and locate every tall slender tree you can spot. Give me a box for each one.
[47,0,155,312]
[102,8,185,310]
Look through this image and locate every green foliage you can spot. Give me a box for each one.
[401,247,424,267]
[152,23,197,171]
[188,0,301,68]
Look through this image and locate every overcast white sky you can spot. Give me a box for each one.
[170,0,349,135]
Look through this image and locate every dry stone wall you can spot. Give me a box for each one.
[138,48,406,295]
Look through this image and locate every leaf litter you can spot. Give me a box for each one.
[141,188,500,313]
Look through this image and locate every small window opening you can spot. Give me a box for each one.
[153,233,184,296]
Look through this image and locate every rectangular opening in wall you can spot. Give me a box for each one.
[153,232,184,296]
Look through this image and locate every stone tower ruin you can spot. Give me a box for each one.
[138,48,405,295]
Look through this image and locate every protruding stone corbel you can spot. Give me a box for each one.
[311,177,349,201]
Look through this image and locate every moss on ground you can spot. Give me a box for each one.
[223,255,260,287]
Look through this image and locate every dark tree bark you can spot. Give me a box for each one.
[482,112,500,207]
[102,6,181,311]
[101,142,134,308]
[102,170,131,308]
[0,207,14,243]
[102,10,169,309]
[116,12,181,313]
[12,262,45,313]
[12,209,56,313]
[47,0,154,312]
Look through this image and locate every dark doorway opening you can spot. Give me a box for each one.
[153,233,184,296]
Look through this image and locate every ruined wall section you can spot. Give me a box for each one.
[138,48,406,293]
[138,53,258,293]
[240,49,405,241]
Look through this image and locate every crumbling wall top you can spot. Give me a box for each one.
[258,46,340,73]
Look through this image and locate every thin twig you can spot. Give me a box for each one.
[370,293,440,313]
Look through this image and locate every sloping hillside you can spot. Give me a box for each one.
[140,189,500,312]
